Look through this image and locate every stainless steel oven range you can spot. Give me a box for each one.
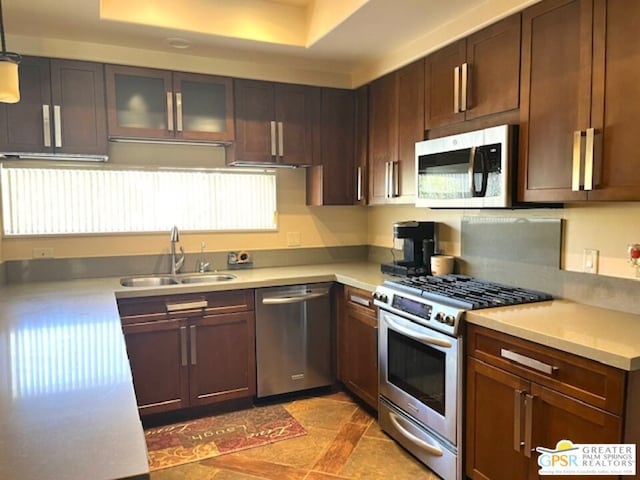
[373,274,552,480]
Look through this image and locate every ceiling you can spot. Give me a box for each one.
[5,0,539,85]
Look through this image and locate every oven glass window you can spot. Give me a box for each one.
[387,329,446,415]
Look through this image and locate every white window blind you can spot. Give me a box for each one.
[0,165,277,235]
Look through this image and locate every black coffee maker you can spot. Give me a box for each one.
[381,221,437,276]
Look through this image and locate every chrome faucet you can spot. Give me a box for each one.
[170,226,185,276]
[196,241,210,273]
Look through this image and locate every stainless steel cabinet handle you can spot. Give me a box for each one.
[524,393,534,458]
[166,300,208,312]
[277,121,284,157]
[454,65,460,113]
[166,92,174,131]
[175,92,183,132]
[190,325,197,365]
[501,348,558,375]
[356,166,363,201]
[180,326,188,367]
[262,291,329,305]
[389,412,444,457]
[42,105,51,148]
[584,127,595,191]
[349,294,371,308]
[513,389,524,452]
[391,161,399,197]
[572,130,582,191]
[383,314,452,348]
[461,63,468,112]
[384,161,390,198]
[53,105,62,148]
[270,121,277,157]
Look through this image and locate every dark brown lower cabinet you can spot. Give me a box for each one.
[337,285,378,409]
[466,325,624,480]
[119,290,255,415]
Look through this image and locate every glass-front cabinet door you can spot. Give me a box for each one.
[105,65,234,142]
[173,72,234,142]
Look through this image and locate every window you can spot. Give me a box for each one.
[0,165,277,235]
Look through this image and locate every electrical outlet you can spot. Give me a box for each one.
[286,232,301,247]
[32,247,54,259]
[583,248,598,274]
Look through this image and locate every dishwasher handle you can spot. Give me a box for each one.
[261,290,329,305]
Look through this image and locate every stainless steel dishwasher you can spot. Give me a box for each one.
[255,283,333,397]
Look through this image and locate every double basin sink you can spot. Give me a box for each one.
[120,272,237,287]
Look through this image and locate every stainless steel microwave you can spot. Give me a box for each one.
[415,124,517,208]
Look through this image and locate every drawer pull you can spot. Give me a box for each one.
[180,326,188,367]
[166,300,208,312]
[501,348,558,375]
[349,294,371,308]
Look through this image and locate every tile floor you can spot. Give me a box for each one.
[149,391,439,480]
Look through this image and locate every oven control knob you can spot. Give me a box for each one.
[435,312,445,323]
[445,315,456,326]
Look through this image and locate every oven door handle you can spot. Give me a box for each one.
[389,412,444,457]
[382,314,452,348]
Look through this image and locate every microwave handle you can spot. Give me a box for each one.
[469,146,489,197]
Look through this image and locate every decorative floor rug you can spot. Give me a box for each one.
[145,404,307,471]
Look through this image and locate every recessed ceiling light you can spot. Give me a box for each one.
[166,37,191,49]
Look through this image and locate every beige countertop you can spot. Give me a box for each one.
[1,261,639,480]
[466,299,640,371]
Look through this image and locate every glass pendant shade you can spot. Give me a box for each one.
[0,57,19,103]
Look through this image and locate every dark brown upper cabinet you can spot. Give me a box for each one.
[424,14,521,130]
[231,79,320,167]
[368,59,424,205]
[0,56,107,156]
[354,85,369,205]
[519,0,640,202]
[105,65,234,143]
[306,88,355,206]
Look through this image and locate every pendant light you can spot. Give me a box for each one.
[0,0,20,103]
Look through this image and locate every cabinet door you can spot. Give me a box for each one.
[466,357,530,480]
[519,0,592,202]
[424,40,466,129]
[465,13,521,121]
[275,83,319,166]
[530,383,622,480]
[354,85,369,205]
[50,60,107,156]
[105,65,174,140]
[233,79,276,164]
[396,59,424,200]
[0,56,51,153]
[188,311,256,406]
[368,72,398,204]
[339,303,378,410]
[122,319,189,415]
[588,0,640,201]
[306,88,355,206]
[173,72,234,142]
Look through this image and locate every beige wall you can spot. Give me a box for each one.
[367,203,640,282]
[1,143,368,261]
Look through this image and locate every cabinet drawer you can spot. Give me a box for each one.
[118,289,254,324]
[344,285,376,317]
[467,325,625,414]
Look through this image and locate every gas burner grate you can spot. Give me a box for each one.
[383,274,552,310]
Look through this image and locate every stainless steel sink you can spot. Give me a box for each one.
[119,276,179,287]
[179,273,237,284]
